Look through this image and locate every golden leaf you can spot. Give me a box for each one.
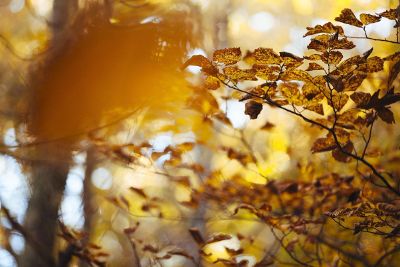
[279,82,304,105]
[253,64,280,80]
[329,92,349,111]
[253,48,282,64]
[282,69,313,83]
[223,66,257,81]
[304,22,344,37]
[335,8,363,28]
[321,51,343,65]
[204,76,220,90]
[360,13,381,25]
[213,47,242,65]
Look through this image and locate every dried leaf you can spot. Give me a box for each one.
[365,56,384,73]
[305,103,324,115]
[335,8,363,28]
[245,100,263,119]
[377,107,395,124]
[379,9,398,20]
[350,92,371,108]
[311,137,337,153]
[213,47,242,65]
[360,13,381,25]
[332,141,354,163]
[306,62,324,71]
[321,51,343,65]
[304,22,344,37]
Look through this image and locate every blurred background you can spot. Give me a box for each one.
[0,0,398,266]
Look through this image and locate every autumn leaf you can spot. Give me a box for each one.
[377,107,395,124]
[305,103,324,115]
[306,62,324,71]
[311,137,337,153]
[183,55,217,75]
[253,48,282,64]
[321,51,343,65]
[335,8,363,28]
[213,47,242,65]
[332,141,354,163]
[360,13,381,25]
[245,100,263,119]
[379,9,398,20]
[204,76,220,90]
[223,66,257,81]
[365,56,384,73]
[304,22,344,37]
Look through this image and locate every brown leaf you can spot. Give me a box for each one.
[321,51,343,65]
[360,13,381,25]
[245,100,263,119]
[325,74,344,92]
[305,103,324,115]
[379,9,398,20]
[350,92,371,108]
[311,137,337,153]
[388,60,400,88]
[365,56,384,73]
[213,47,242,65]
[332,141,354,163]
[304,22,344,37]
[335,8,363,27]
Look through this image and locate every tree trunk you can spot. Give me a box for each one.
[19,1,78,266]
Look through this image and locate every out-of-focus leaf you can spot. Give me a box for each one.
[245,100,263,119]
[189,228,204,245]
[205,233,232,244]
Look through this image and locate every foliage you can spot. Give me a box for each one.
[1,3,400,267]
